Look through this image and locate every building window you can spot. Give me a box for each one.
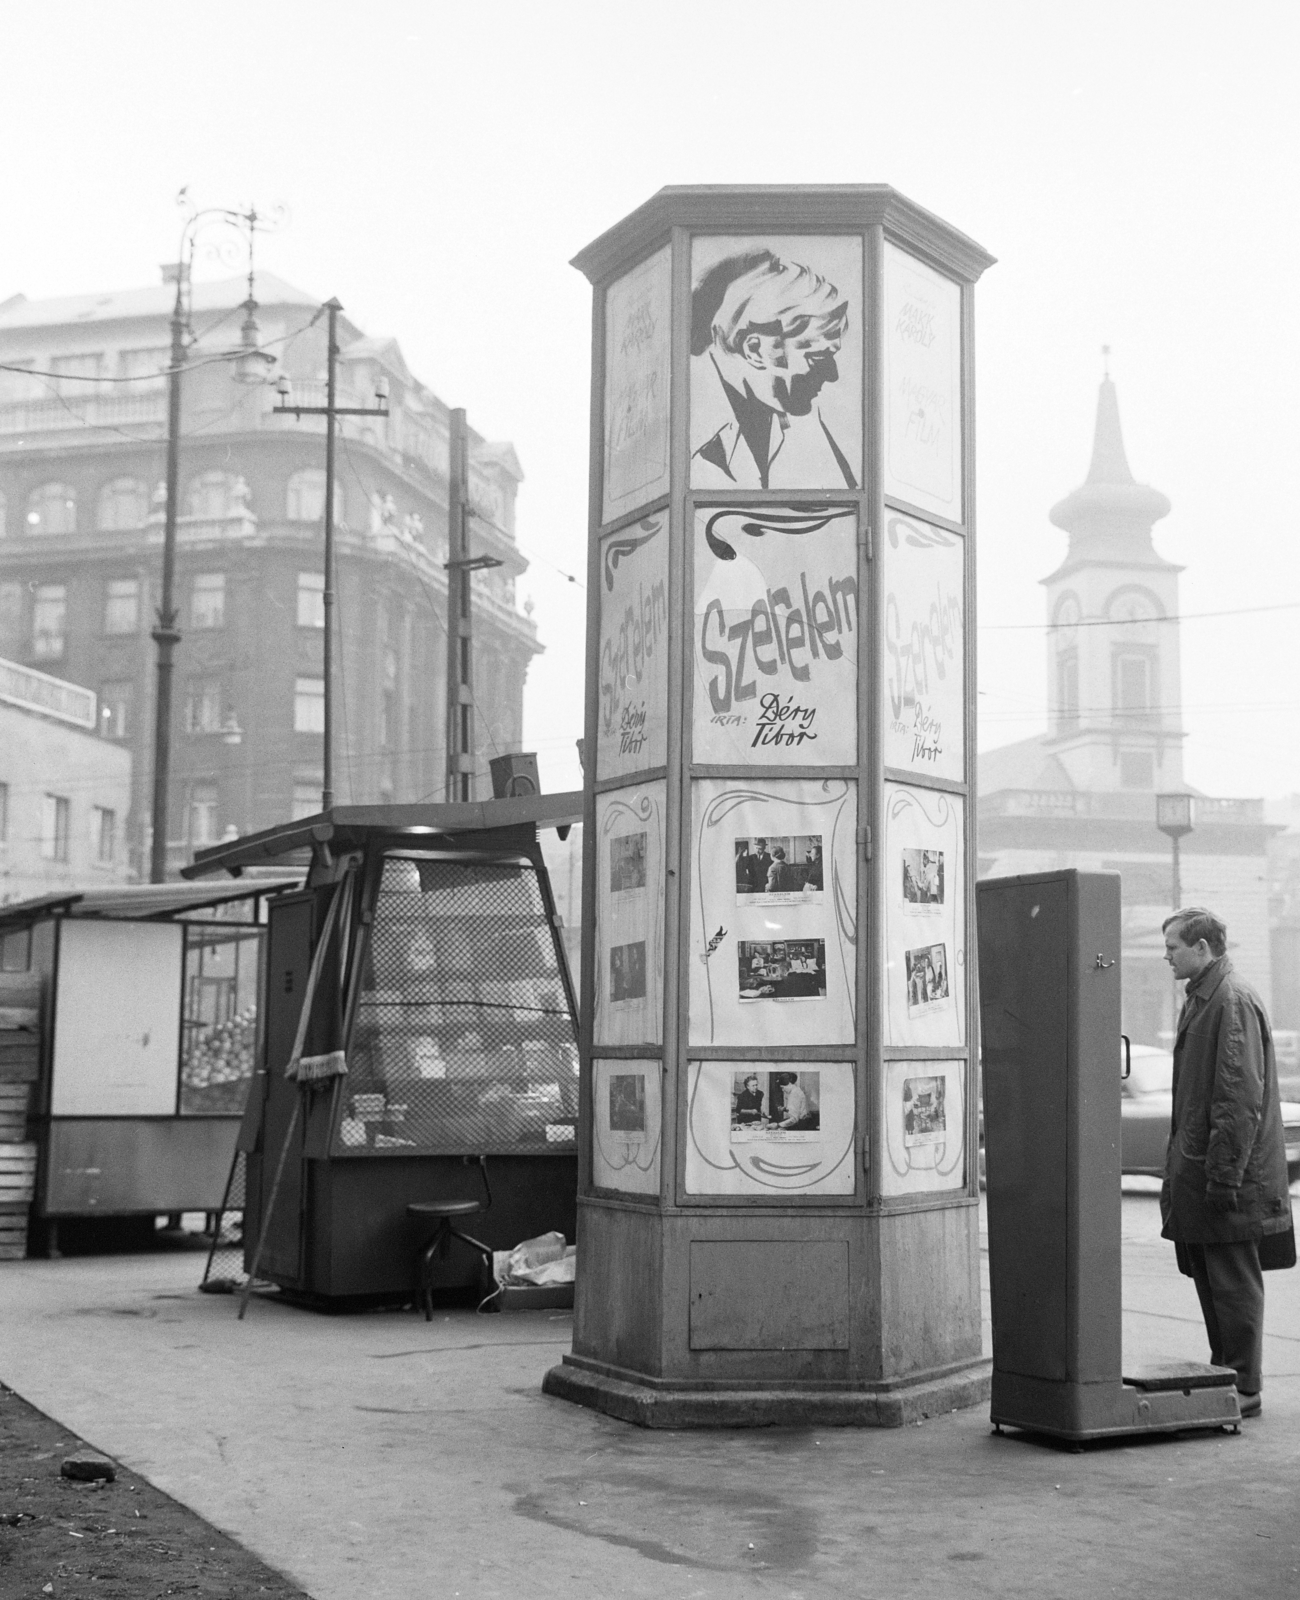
[294,677,325,734]
[297,571,325,628]
[190,572,225,630]
[92,806,116,864]
[50,353,102,393]
[40,794,70,861]
[292,780,323,820]
[1115,653,1152,717]
[100,680,134,740]
[188,783,219,846]
[103,577,141,635]
[31,584,67,660]
[25,482,77,536]
[381,646,398,749]
[97,477,150,531]
[185,676,224,735]
[186,471,237,520]
[118,348,169,388]
[0,779,7,841]
[1119,751,1155,790]
[286,469,342,524]
[0,581,21,655]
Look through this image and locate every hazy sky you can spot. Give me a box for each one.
[3,1,1297,799]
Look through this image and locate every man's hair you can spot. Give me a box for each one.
[771,846,786,859]
[1162,906,1227,958]
[691,250,848,357]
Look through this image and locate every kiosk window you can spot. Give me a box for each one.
[337,854,578,1155]
[179,924,263,1115]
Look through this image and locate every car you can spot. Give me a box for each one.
[1121,1043,1300,1181]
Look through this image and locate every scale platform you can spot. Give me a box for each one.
[991,1362,1241,1443]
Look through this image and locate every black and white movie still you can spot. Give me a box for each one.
[730,1070,821,1143]
[901,847,943,909]
[608,1072,646,1134]
[904,942,949,1013]
[609,831,647,893]
[734,834,824,905]
[736,939,826,1001]
[902,1075,947,1147]
[609,940,647,1003]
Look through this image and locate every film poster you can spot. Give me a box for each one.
[689,777,855,1047]
[878,1057,966,1197]
[881,512,965,784]
[603,244,672,524]
[883,782,965,1047]
[883,244,962,523]
[693,505,858,767]
[591,1059,662,1196]
[690,235,863,494]
[593,782,665,1046]
[597,511,668,781]
[685,1060,855,1196]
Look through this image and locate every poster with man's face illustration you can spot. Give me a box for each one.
[690,237,863,493]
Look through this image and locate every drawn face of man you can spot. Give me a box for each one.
[738,326,842,417]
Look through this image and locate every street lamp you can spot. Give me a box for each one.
[273,298,389,810]
[149,197,277,883]
[1156,792,1194,909]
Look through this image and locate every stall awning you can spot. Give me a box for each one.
[182,794,584,880]
[0,878,300,932]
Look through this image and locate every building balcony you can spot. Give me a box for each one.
[981,788,1265,824]
[0,391,166,439]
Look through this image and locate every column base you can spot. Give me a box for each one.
[542,1353,992,1429]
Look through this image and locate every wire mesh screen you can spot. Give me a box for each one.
[335,854,579,1156]
[199,1148,250,1293]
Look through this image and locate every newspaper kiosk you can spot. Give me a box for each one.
[185,795,582,1302]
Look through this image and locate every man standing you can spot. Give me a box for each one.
[1160,907,1293,1418]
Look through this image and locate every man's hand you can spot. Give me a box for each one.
[1205,1182,1240,1214]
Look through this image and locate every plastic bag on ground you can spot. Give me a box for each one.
[492,1230,576,1288]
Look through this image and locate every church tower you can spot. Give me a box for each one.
[1041,365,1184,792]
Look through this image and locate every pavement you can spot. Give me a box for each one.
[2,1192,1299,1600]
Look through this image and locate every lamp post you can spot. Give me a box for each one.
[273,299,389,810]
[149,200,276,883]
[1156,792,1194,910]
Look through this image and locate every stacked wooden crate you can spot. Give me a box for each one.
[0,978,40,1261]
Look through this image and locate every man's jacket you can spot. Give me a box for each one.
[1160,956,1291,1245]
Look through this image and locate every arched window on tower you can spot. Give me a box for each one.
[1056,653,1079,732]
[97,477,150,531]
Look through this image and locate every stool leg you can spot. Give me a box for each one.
[450,1228,496,1295]
[416,1222,449,1321]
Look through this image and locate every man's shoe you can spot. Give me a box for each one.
[1237,1391,1262,1419]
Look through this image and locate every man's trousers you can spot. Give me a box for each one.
[1184,1239,1264,1393]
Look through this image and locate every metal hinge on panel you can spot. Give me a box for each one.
[857,825,873,861]
[859,523,873,561]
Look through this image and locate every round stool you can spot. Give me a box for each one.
[407,1201,494,1320]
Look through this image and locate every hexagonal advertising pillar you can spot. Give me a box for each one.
[544,186,995,1426]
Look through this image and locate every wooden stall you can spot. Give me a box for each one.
[0,879,296,1253]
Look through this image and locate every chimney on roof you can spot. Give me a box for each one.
[160,262,190,287]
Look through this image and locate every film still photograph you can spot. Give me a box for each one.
[902,1074,947,1147]
[737,939,826,1001]
[730,1069,821,1143]
[609,831,647,893]
[608,1072,646,1134]
[610,940,647,1004]
[733,834,824,904]
[901,847,943,910]
[905,942,949,1013]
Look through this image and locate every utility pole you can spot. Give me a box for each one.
[148,272,187,883]
[1156,793,1194,911]
[442,412,503,802]
[274,298,388,810]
